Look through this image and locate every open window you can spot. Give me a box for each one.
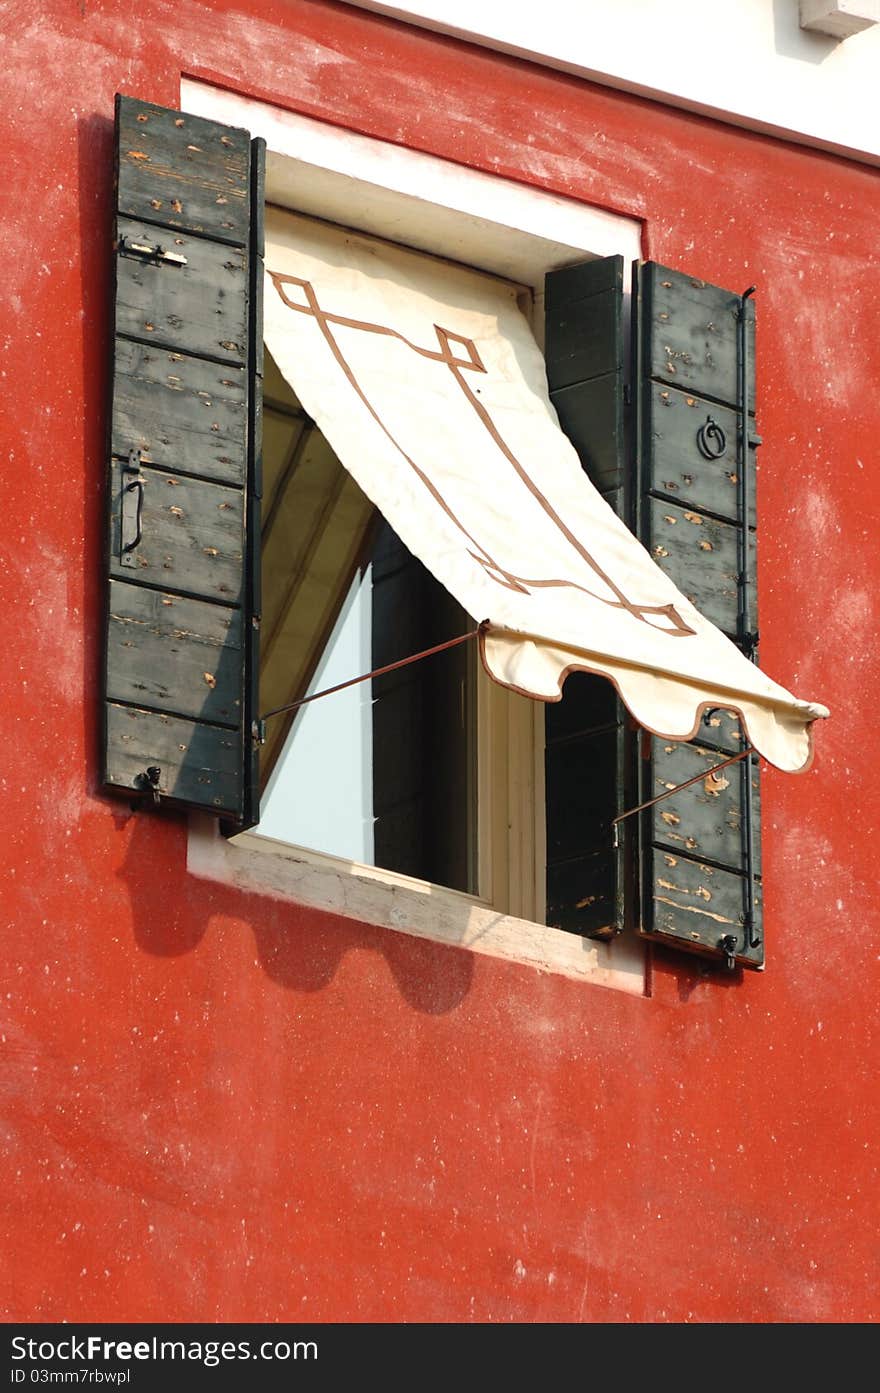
[258,347,479,896]
[102,93,827,979]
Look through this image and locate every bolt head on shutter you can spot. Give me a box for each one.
[102,96,263,827]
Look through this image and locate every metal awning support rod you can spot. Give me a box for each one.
[259,625,483,728]
[611,746,752,848]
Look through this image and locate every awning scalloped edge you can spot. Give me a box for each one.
[480,626,829,774]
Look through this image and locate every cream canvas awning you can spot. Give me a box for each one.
[263,209,828,774]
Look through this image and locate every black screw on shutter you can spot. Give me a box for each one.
[543,257,634,940]
[102,96,264,828]
[633,262,763,969]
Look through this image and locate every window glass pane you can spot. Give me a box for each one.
[259,353,476,894]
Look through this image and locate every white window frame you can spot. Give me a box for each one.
[181,78,646,995]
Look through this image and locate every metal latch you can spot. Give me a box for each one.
[118,235,187,268]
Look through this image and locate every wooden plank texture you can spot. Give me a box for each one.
[544,258,629,939]
[111,339,246,484]
[647,845,762,961]
[108,461,244,604]
[642,262,755,406]
[106,579,242,725]
[647,497,755,636]
[551,374,624,494]
[646,381,757,527]
[115,216,247,364]
[544,256,624,390]
[105,703,243,815]
[545,849,617,939]
[116,96,250,244]
[648,740,762,873]
[637,261,763,966]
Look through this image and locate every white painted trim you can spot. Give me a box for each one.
[180,79,643,295]
[180,78,645,995]
[188,816,645,994]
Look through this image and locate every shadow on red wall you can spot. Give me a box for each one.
[112,802,476,1013]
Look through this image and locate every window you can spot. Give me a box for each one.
[254,223,548,924]
[103,86,822,985]
[177,83,646,989]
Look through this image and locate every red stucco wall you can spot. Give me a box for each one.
[2,0,878,1323]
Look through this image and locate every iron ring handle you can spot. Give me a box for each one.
[696,416,726,460]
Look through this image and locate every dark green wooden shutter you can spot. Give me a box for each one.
[544,257,763,968]
[633,262,763,969]
[543,257,632,939]
[102,96,263,827]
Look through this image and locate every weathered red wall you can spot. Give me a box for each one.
[2,0,878,1323]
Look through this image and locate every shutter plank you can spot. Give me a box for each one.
[693,705,748,755]
[545,850,617,940]
[544,256,624,390]
[115,218,247,363]
[105,703,242,813]
[106,580,242,725]
[641,262,755,405]
[551,376,624,494]
[649,741,762,872]
[647,498,755,636]
[111,340,246,484]
[116,97,249,244]
[647,382,757,527]
[648,847,761,957]
[108,462,244,604]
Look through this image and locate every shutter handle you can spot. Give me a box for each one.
[121,448,145,563]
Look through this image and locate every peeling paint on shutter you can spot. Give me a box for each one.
[544,257,632,939]
[102,96,263,826]
[634,262,763,969]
